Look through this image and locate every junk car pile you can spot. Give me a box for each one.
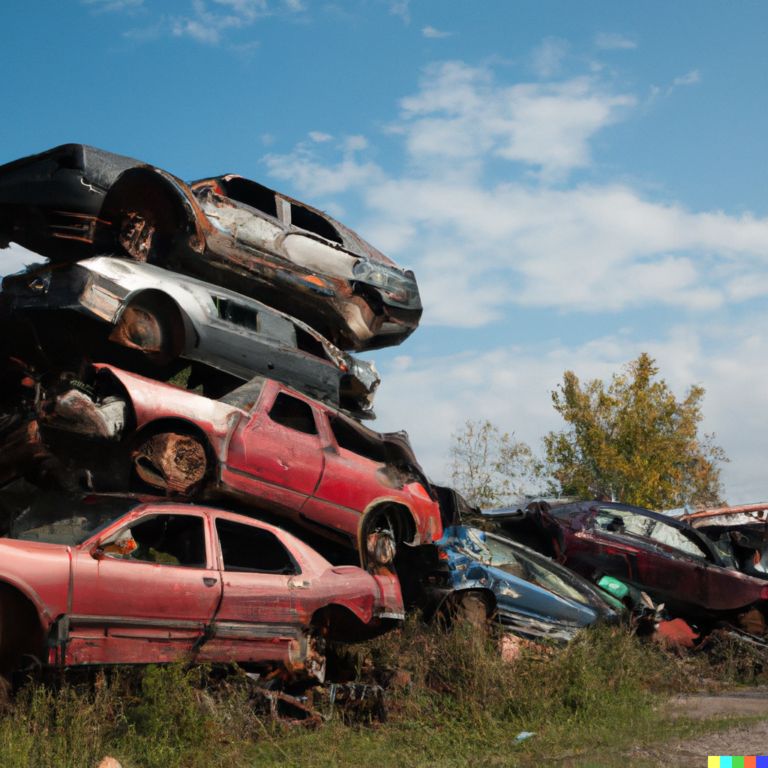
[0,144,624,688]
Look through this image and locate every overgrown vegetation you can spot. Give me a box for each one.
[1,620,763,768]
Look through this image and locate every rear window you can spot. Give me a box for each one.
[268,392,317,435]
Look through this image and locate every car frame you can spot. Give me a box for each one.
[0,256,379,419]
[490,500,768,634]
[0,144,423,352]
[11,364,444,570]
[0,498,404,685]
[431,524,623,641]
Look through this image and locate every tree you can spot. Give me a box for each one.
[448,420,536,509]
[542,353,727,509]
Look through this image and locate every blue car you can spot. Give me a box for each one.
[435,526,624,641]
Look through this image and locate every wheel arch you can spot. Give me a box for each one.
[357,499,418,553]
[111,287,189,360]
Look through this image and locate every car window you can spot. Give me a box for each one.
[101,514,207,568]
[594,507,709,560]
[329,414,387,463]
[268,392,317,435]
[482,532,587,603]
[215,518,298,574]
[219,376,266,410]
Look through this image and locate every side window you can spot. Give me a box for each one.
[216,518,298,574]
[101,514,207,568]
[329,415,387,462]
[268,392,317,435]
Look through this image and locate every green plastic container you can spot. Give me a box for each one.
[597,575,629,599]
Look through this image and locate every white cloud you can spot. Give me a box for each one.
[667,69,701,96]
[595,32,637,50]
[393,62,634,180]
[168,0,269,44]
[282,0,303,9]
[371,321,768,502]
[674,69,701,87]
[83,0,144,12]
[261,133,276,145]
[342,135,368,152]
[422,26,452,39]
[265,59,768,327]
[309,132,333,143]
[532,36,569,78]
[388,0,410,23]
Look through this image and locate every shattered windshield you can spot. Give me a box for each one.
[593,507,710,560]
[482,533,586,603]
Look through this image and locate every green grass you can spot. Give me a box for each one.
[0,621,763,768]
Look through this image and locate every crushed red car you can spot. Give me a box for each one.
[3,363,444,571]
[487,500,768,636]
[0,495,404,686]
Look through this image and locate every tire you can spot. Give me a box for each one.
[131,431,207,495]
[452,591,491,635]
[361,504,410,570]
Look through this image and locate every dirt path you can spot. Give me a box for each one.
[562,688,768,767]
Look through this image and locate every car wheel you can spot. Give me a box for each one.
[452,591,490,634]
[362,505,406,571]
[131,432,207,495]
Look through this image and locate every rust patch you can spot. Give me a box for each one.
[109,306,163,353]
[132,433,206,494]
[119,212,155,262]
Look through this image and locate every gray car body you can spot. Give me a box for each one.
[1,256,379,420]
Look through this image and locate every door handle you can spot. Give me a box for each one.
[203,577,218,587]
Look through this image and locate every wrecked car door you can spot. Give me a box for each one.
[584,506,710,611]
[68,509,220,665]
[198,516,301,664]
[222,382,325,511]
[300,412,390,539]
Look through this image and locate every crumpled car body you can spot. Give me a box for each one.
[0,256,379,419]
[0,145,422,352]
[13,364,443,569]
[0,496,403,683]
[491,500,768,634]
[434,525,623,641]
[676,503,768,580]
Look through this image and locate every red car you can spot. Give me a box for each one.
[0,499,404,686]
[495,500,768,635]
[30,364,444,569]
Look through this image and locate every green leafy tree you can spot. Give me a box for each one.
[448,420,536,509]
[542,353,727,509]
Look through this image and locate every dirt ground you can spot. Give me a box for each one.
[563,688,768,767]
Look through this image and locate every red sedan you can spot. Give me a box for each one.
[0,500,404,686]
[36,364,444,568]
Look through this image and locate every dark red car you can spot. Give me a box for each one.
[491,500,768,635]
[21,364,444,569]
[0,498,404,686]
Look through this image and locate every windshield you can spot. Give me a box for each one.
[482,532,586,603]
[0,479,141,546]
[593,506,709,560]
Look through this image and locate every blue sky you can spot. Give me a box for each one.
[3,1,768,502]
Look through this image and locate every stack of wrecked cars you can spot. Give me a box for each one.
[0,144,624,690]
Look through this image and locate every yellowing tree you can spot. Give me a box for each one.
[542,353,727,509]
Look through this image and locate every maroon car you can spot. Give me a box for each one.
[0,498,404,686]
[491,500,768,635]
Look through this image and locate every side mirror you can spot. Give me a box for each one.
[90,544,105,561]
